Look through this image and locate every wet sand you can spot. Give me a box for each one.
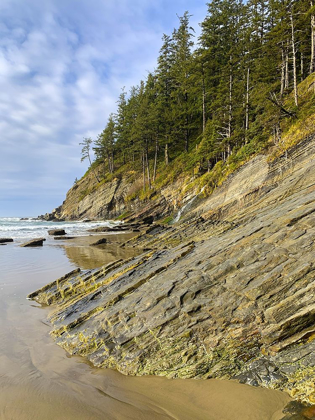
[0,237,291,420]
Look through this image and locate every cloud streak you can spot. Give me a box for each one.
[0,0,207,217]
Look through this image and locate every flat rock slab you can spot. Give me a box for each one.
[54,236,74,240]
[20,238,46,247]
[0,238,13,243]
[48,229,66,236]
[90,238,107,246]
[88,226,131,233]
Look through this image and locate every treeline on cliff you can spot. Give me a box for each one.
[81,0,315,194]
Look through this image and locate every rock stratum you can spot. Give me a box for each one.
[40,170,175,222]
[30,135,315,405]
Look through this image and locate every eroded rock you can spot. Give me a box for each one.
[54,236,75,240]
[0,238,13,243]
[90,238,107,246]
[21,238,46,247]
[48,229,66,236]
[28,135,315,404]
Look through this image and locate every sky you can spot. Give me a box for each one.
[0,0,208,217]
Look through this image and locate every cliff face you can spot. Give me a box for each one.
[42,168,189,222]
[30,134,315,404]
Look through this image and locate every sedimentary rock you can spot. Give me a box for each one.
[53,236,74,240]
[88,226,130,233]
[48,229,66,236]
[29,135,315,404]
[21,238,46,247]
[0,238,13,243]
[90,238,107,246]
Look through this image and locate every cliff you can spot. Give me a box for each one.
[30,132,315,406]
[40,167,190,222]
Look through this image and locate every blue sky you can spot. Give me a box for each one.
[0,0,208,217]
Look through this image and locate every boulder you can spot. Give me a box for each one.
[20,238,46,247]
[48,229,66,236]
[0,238,14,243]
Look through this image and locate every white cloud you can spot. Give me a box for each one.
[0,0,208,216]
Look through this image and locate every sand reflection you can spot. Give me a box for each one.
[0,238,291,420]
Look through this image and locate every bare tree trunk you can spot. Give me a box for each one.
[301,52,304,82]
[153,138,158,182]
[111,151,114,173]
[245,67,250,143]
[142,151,146,191]
[311,0,315,73]
[185,118,189,152]
[227,59,233,156]
[202,64,206,133]
[165,143,169,166]
[290,11,299,107]
[145,142,151,189]
[228,65,232,139]
[281,46,285,96]
[88,154,100,183]
[285,44,289,90]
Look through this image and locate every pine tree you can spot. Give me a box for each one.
[94,114,116,174]
[171,12,195,152]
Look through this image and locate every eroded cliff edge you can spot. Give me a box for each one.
[30,134,315,403]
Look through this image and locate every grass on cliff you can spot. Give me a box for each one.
[76,74,315,212]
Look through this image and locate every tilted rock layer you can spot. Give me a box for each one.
[41,171,180,221]
[30,135,315,403]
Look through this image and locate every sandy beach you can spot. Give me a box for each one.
[0,232,291,420]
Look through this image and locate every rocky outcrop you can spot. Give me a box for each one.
[90,238,107,246]
[39,166,188,222]
[21,238,46,247]
[48,229,66,236]
[29,135,315,405]
[0,238,13,243]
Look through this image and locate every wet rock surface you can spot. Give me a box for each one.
[21,238,46,247]
[48,229,66,236]
[0,238,13,243]
[29,136,315,405]
[54,236,75,240]
[90,238,108,246]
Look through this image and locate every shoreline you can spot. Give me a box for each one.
[0,219,305,419]
[25,226,296,420]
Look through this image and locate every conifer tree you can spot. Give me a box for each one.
[171,12,195,152]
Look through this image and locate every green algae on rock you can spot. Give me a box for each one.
[29,135,315,404]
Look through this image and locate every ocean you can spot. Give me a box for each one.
[0,217,117,242]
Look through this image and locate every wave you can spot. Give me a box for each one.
[0,218,118,240]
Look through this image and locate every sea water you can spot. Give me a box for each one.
[0,217,117,242]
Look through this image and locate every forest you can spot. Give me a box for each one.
[80,0,315,196]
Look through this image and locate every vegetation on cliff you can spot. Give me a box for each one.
[30,133,315,407]
[79,0,315,207]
